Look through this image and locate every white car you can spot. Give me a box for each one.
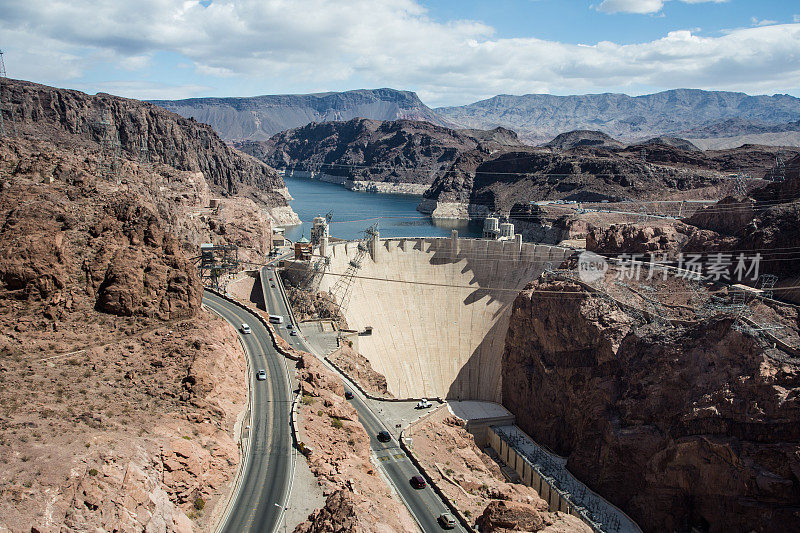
[241,323,252,334]
[256,370,267,381]
[415,399,432,409]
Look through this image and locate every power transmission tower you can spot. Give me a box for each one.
[731,172,749,197]
[327,223,378,317]
[0,49,16,138]
[769,153,786,182]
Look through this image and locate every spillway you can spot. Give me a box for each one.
[315,235,571,402]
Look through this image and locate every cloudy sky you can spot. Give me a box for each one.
[1,0,798,106]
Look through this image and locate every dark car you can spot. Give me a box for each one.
[410,475,426,489]
[377,430,391,442]
[271,283,276,288]
[287,324,293,329]
[344,391,354,400]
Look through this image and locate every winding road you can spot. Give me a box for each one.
[203,290,294,533]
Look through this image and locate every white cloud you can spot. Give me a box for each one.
[0,0,797,106]
[597,0,665,14]
[597,0,727,15]
[751,17,778,27]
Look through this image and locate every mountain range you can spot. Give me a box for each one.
[435,89,800,144]
[151,89,450,141]
[152,87,800,149]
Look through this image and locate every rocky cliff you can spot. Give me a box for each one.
[419,144,725,219]
[4,78,296,223]
[501,278,800,532]
[238,117,521,192]
[153,88,452,141]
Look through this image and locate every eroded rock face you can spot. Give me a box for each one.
[92,198,201,319]
[4,77,289,208]
[501,279,800,532]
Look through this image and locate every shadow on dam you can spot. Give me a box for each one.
[311,236,571,402]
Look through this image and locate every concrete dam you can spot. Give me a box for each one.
[311,234,571,401]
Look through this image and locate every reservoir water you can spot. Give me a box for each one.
[282,176,482,241]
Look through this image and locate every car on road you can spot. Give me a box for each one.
[377,430,391,442]
[256,370,267,381]
[344,391,354,400]
[269,277,273,281]
[290,330,297,336]
[415,398,432,409]
[410,475,426,489]
[271,283,276,288]
[287,324,292,329]
[240,323,251,334]
[438,513,456,529]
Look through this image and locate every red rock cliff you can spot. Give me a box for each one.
[501,278,800,532]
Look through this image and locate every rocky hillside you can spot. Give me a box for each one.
[419,144,726,219]
[153,88,451,141]
[0,133,252,529]
[238,118,522,191]
[0,79,299,530]
[502,277,800,532]
[437,89,800,144]
[3,78,296,223]
[587,154,800,301]
[633,136,701,152]
[543,130,624,151]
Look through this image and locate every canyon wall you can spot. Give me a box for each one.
[3,78,298,224]
[501,278,800,532]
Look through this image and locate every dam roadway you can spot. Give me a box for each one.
[203,290,293,533]
[261,264,469,532]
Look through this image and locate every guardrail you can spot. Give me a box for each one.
[399,429,476,533]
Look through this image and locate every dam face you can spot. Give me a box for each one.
[316,236,571,402]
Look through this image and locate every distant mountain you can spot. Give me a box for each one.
[237,118,522,191]
[543,130,624,151]
[152,88,452,141]
[436,89,800,145]
[680,118,800,138]
[634,136,701,152]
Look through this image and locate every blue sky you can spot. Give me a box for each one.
[1,0,798,106]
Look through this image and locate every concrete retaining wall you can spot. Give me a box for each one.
[316,237,572,401]
[487,425,642,533]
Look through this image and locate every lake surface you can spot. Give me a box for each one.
[281,176,482,241]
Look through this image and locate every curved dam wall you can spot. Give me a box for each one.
[316,236,571,402]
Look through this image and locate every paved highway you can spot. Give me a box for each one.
[203,290,294,533]
[261,263,469,532]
